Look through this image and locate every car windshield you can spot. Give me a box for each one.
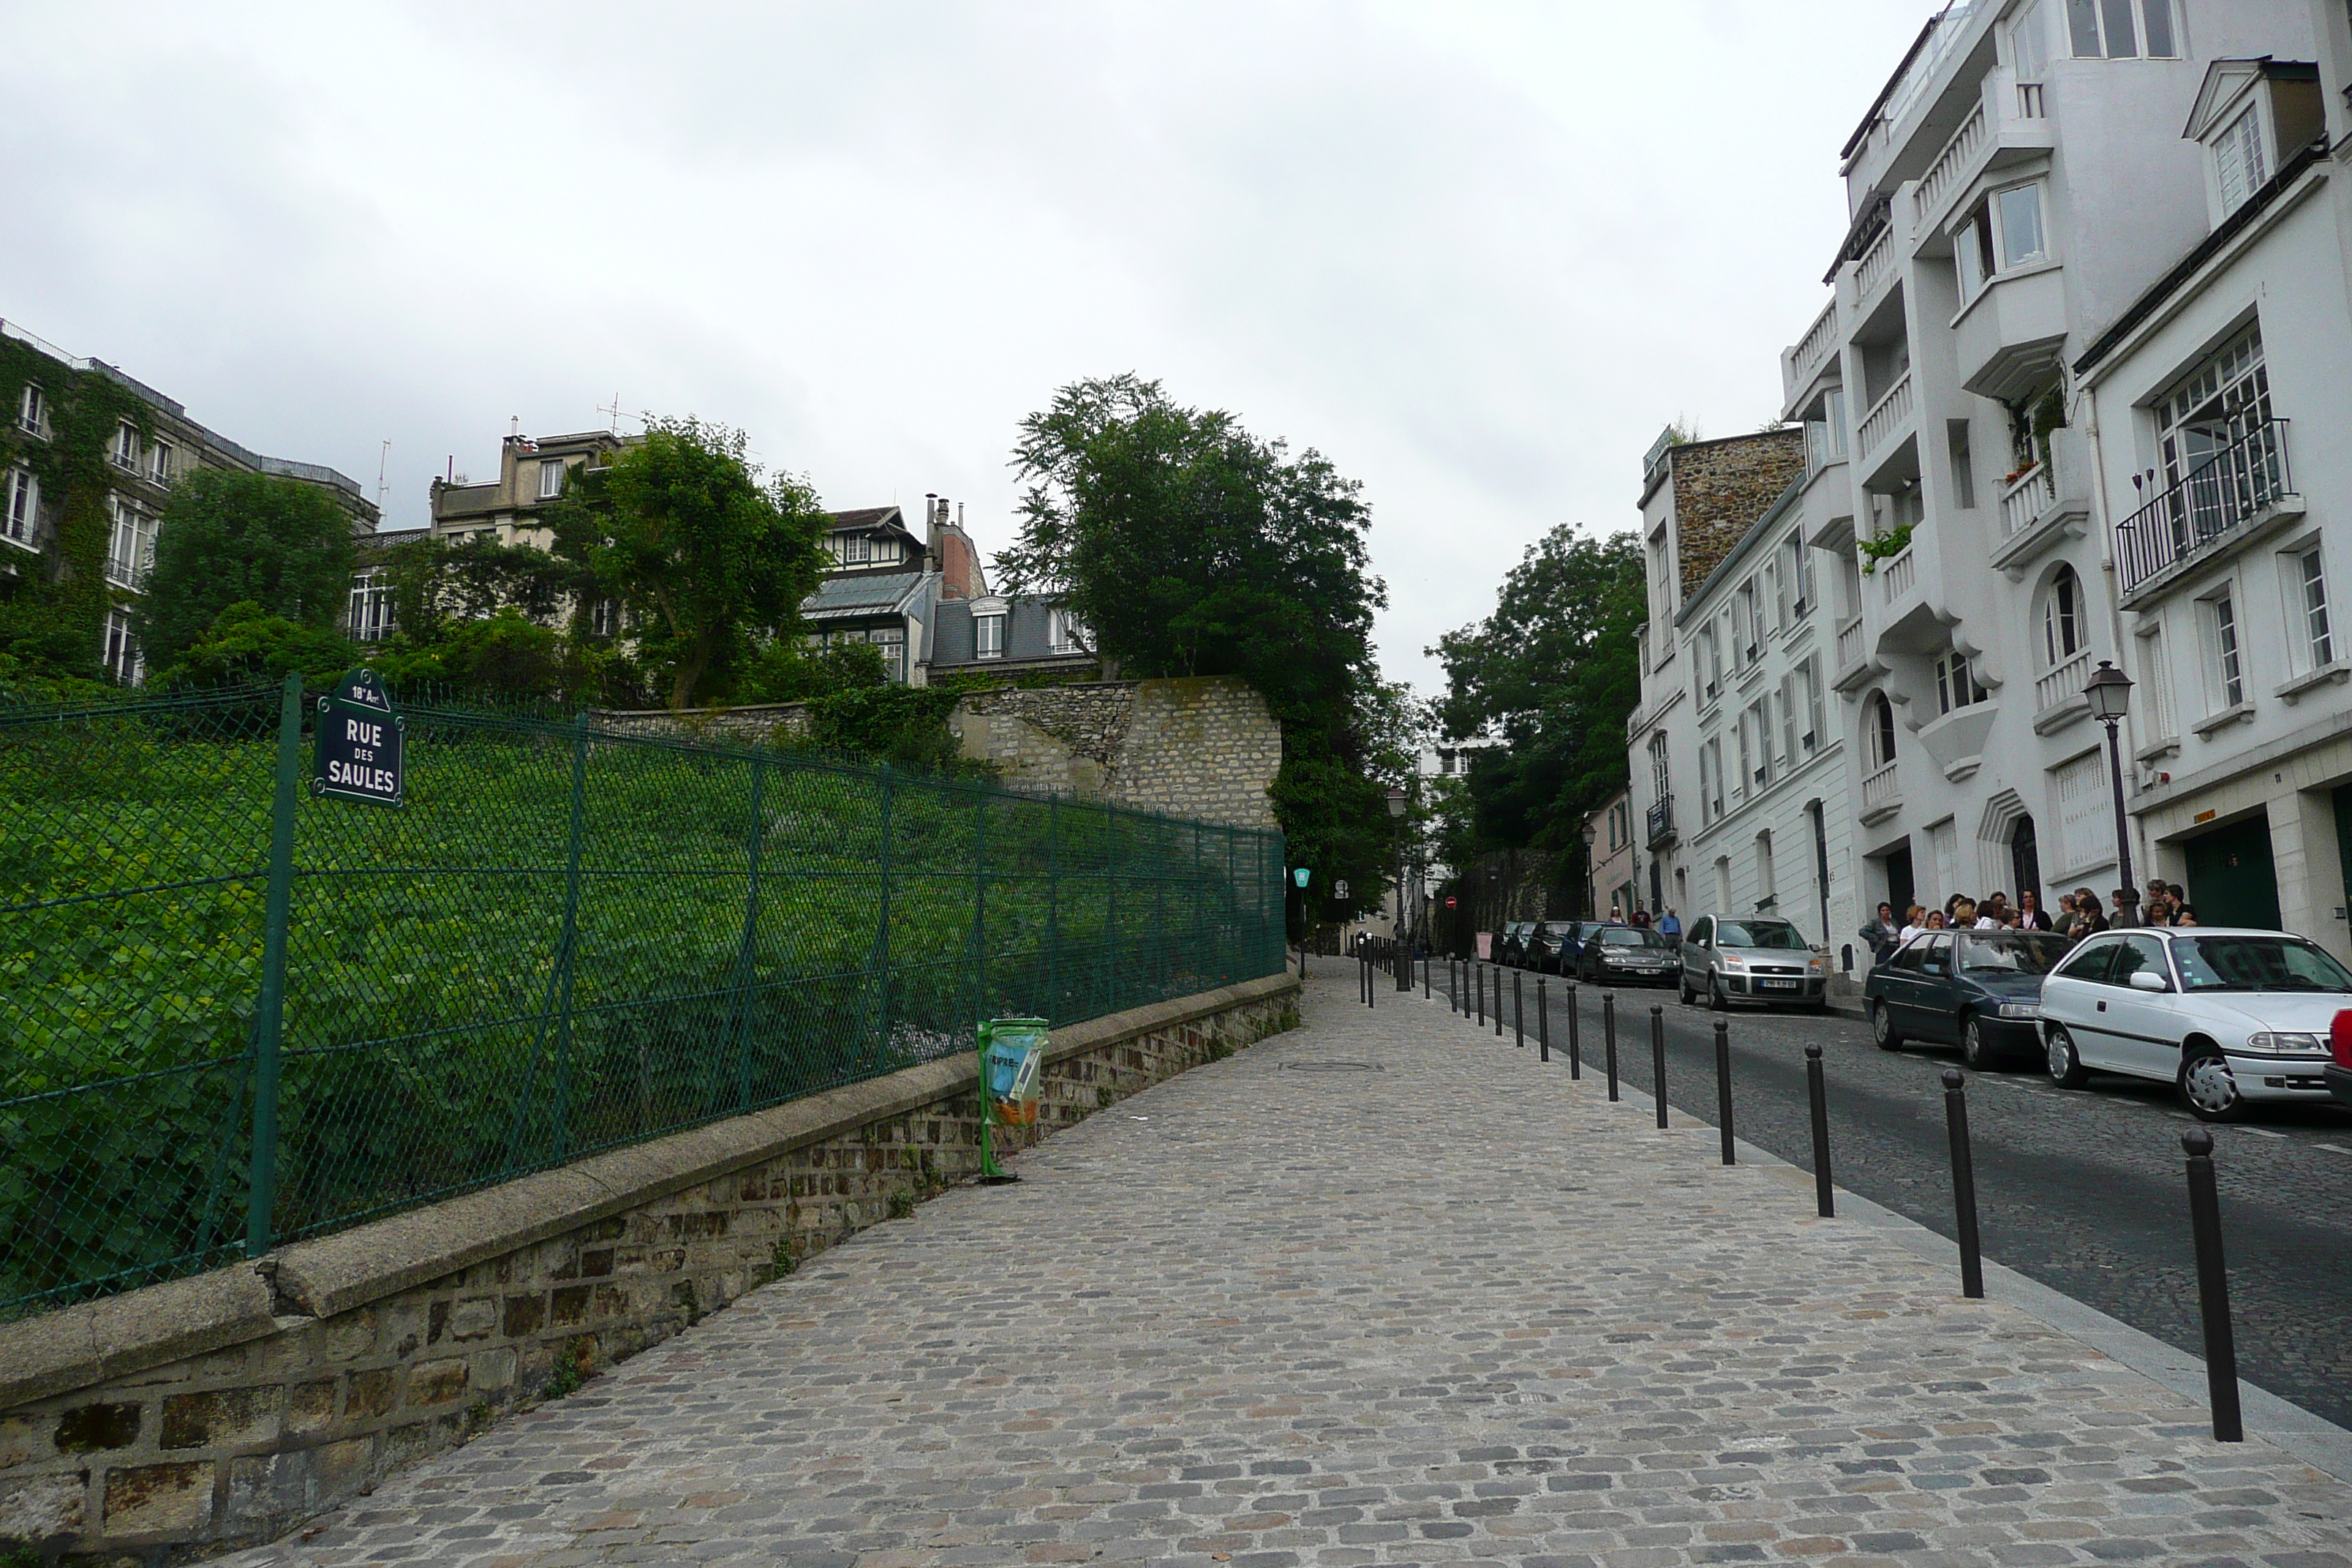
[2176,936,2352,994]
[1959,932,2073,976]
[1716,920,1806,949]
[1602,928,1666,948]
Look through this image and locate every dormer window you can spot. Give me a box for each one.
[538,459,565,500]
[843,532,872,565]
[2215,108,2267,214]
[976,613,1006,658]
[2187,61,2325,225]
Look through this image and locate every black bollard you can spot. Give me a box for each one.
[1805,1044,1834,1218]
[1603,993,1619,1101]
[1942,1070,1984,1299]
[1493,963,1503,1038]
[1515,970,1524,1047]
[1650,1004,1669,1130]
[1537,977,1550,1063]
[1476,962,1485,1026]
[1713,1019,1735,1166]
[1423,951,1431,1000]
[1566,981,1582,1079]
[2182,1128,2244,1441]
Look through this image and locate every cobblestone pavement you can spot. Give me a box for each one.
[225,970,2352,1568]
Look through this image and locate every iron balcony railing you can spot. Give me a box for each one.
[1646,794,1676,848]
[2117,418,2292,596]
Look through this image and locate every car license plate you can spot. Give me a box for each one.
[1763,979,1800,990]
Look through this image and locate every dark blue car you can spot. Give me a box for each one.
[1866,929,2075,1069]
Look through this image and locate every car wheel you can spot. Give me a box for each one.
[1961,1014,1999,1071]
[1678,973,1693,1005]
[1709,976,1728,1012]
[1870,1000,1904,1051]
[2045,1025,2090,1089]
[2179,1044,2249,1123]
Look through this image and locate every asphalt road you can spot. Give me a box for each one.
[1406,954,2352,1431]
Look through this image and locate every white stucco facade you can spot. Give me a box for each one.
[1771,0,2321,930]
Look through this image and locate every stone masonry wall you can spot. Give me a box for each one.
[0,977,1299,1563]
[1669,429,1806,599]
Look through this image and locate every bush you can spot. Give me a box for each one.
[154,601,359,691]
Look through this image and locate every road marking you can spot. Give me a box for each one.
[2314,1143,2352,1155]
[2240,1127,2287,1139]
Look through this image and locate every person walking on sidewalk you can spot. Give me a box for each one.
[1860,902,1901,965]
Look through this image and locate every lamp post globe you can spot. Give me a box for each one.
[2083,660,2138,919]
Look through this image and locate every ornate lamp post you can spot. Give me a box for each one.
[1386,785,1409,941]
[2084,660,2138,922]
[1580,817,1599,920]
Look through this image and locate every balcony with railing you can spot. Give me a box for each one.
[1998,460,2057,538]
[1789,299,1840,393]
[1855,225,1896,309]
[1878,544,1918,603]
[1861,759,1902,823]
[2115,419,2298,605]
[1912,99,1987,227]
[1646,794,1676,849]
[104,551,151,592]
[1856,371,1914,464]
[2032,647,2093,733]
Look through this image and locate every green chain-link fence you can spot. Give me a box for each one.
[1,679,1286,1319]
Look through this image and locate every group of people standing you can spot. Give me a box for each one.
[1858,881,2199,965]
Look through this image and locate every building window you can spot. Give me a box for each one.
[1049,606,1088,654]
[842,532,872,565]
[976,613,1006,659]
[1958,184,2049,301]
[102,608,141,685]
[1868,693,1898,770]
[1947,421,1977,510]
[1649,733,1670,803]
[1756,832,1776,910]
[148,441,173,483]
[1934,651,1987,715]
[2,468,37,546]
[2293,548,2334,668]
[870,625,907,682]
[113,423,140,470]
[2068,0,2175,59]
[2012,0,2051,82]
[1803,655,1826,753]
[538,459,565,500]
[105,498,157,590]
[2204,589,2246,708]
[348,570,396,642]
[2139,624,2176,742]
[17,384,42,435]
[1997,184,2047,268]
[2042,565,2084,667]
[1736,583,1759,663]
[590,598,621,638]
[1705,737,1725,822]
[2215,107,2268,216]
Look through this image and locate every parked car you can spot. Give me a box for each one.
[1529,919,1607,974]
[1577,924,1678,987]
[1495,921,1538,968]
[1866,930,2073,1068]
[2037,927,2352,1122]
[1678,915,1831,1011]
[1520,920,1574,973]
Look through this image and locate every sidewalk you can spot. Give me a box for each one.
[224,969,2352,1567]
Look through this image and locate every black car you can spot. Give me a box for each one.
[1493,921,1537,968]
[1523,920,1580,974]
[1866,929,2074,1068]
[1576,924,1678,987]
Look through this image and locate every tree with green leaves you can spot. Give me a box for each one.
[1431,527,1646,911]
[549,418,832,709]
[996,374,1409,925]
[137,469,358,676]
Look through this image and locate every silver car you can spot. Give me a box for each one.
[1678,914,1831,1011]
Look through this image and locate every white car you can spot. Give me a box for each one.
[2036,926,2352,1122]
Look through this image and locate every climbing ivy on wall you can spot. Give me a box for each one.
[0,337,154,677]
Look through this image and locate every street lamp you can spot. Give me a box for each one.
[1580,817,1599,921]
[2084,660,2138,922]
[1386,783,1411,983]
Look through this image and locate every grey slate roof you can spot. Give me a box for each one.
[802,569,928,619]
[930,595,1089,666]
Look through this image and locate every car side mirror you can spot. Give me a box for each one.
[2127,970,2169,993]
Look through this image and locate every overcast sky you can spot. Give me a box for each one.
[2,1,1931,693]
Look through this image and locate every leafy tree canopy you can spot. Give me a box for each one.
[137,470,356,675]
[551,418,831,709]
[156,600,360,692]
[996,374,1411,924]
[1431,527,1645,872]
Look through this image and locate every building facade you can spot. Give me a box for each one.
[1771,0,2318,934]
[1629,429,1862,962]
[2070,9,2352,956]
[1586,786,1637,921]
[1,317,380,682]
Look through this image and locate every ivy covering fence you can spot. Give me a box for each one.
[1,681,1286,1319]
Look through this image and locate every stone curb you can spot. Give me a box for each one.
[0,971,1300,1414]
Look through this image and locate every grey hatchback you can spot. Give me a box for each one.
[1677,914,1831,1011]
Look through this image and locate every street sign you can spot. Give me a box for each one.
[312,668,405,807]
[1334,879,1349,900]
[1445,896,1458,908]
[1293,867,1311,889]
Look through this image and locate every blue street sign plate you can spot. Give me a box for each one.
[312,668,405,807]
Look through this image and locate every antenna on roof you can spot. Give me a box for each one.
[376,440,391,513]
[508,415,520,441]
[599,394,623,432]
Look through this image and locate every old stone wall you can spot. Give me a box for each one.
[0,976,1298,1561]
[1669,430,1806,598]
[596,676,1281,833]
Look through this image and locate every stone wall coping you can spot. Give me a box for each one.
[0,972,1298,1414]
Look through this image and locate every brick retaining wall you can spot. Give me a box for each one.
[0,974,1299,1561]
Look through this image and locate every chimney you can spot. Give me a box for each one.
[923,492,943,570]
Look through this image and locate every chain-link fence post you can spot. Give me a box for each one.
[972,785,989,1029]
[245,674,305,1259]
[730,750,769,1111]
[549,712,590,1160]
[1045,796,1060,1022]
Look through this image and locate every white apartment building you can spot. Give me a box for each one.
[2070,5,2352,957]
[1773,0,2318,928]
[1627,429,1867,967]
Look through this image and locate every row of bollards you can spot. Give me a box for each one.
[1420,957,2245,1447]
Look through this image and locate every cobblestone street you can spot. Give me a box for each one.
[225,968,2352,1568]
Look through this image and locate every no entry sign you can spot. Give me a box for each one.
[313,669,406,807]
